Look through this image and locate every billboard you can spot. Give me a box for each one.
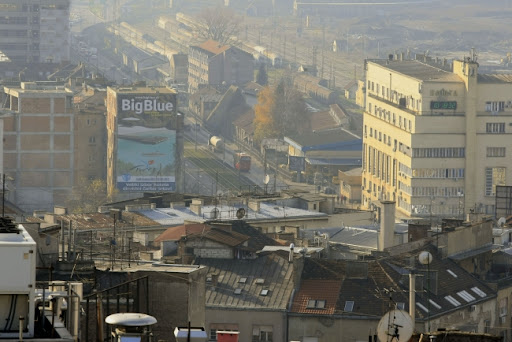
[115,93,177,192]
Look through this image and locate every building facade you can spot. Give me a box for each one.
[362,55,512,217]
[1,81,74,212]
[188,40,253,93]
[0,0,70,63]
[106,86,183,199]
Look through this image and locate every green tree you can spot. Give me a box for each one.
[256,63,268,86]
[68,178,114,213]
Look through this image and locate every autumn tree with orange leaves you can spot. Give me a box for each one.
[253,78,309,144]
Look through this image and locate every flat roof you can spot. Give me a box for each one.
[369,59,463,82]
[136,202,328,226]
[110,86,177,95]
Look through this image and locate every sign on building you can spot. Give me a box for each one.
[115,93,177,192]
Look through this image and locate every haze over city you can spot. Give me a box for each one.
[0,1,512,342]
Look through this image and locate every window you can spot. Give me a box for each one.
[486,122,505,133]
[306,300,326,309]
[89,136,96,143]
[487,147,506,157]
[344,301,354,312]
[485,167,506,196]
[210,329,217,341]
[260,289,269,296]
[234,288,242,295]
[485,101,505,113]
[252,326,273,342]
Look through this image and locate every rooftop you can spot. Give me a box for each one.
[110,85,177,95]
[285,128,361,151]
[199,252,295,310]
[137,202,328,226]
[369,59,462,82]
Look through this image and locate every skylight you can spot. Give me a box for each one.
[396,302,405,310]
[446,269,458,278]
[260,289,269,296]
[445,295,461,307]
[306,300,316,309]
[239,277,247,284]
[255,278,265,284]
[317,300,326,309]
[416,303,429,312]
[471,287,487,298]
[344,301,354,312]
[234,288,242,295]
[457,290,476,302]
[429,299,442,309]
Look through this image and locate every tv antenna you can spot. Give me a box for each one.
[376,309,413,342]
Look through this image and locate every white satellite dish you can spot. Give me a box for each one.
[376,309,414,342]
[263,174,270,185]
[105,313,157,327]
[498,217,506,227]
[418,251,433,265]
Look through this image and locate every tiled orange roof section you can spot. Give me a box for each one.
[291,279,342,315]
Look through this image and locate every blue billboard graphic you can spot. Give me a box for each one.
[115,93,177,192]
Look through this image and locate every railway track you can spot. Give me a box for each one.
[183,134,258,195]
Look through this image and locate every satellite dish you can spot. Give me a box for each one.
[263,174,270,185]
[105,313,157,327]
[498,217,506,227]
[236,207,246,219]
[418,251,433,265]
[211,208,219,219]
[376,309,413,342]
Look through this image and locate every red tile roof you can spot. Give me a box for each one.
[290,279,342,315]
[187,227,249,247]
[154,223,212,243]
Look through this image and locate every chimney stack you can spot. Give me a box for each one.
[378,201,395,251]
[190,199,203,216]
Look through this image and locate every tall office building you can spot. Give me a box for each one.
[0,0,70,63]
[362,54,512,218]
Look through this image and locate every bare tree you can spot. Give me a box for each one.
[194,7,242,46]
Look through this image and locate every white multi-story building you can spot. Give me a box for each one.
[362,54,512,218]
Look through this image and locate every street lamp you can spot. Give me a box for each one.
[419,251,433,332]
